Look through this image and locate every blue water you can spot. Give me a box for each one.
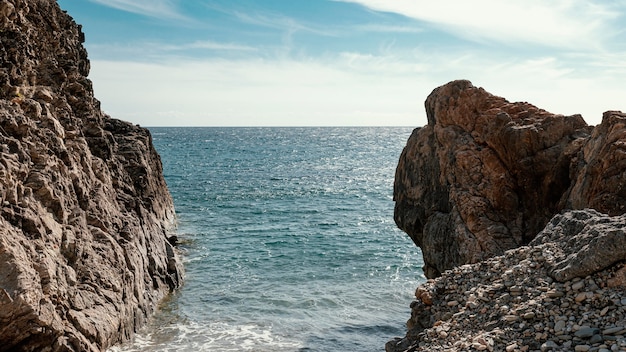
[110,127,424,352]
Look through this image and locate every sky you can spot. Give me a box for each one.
[56,0,626,127]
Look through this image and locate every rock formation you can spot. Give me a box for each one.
[0,0,183,351]
[389,80,626,351]
[393,79,626,278]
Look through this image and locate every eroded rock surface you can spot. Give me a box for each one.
[393,80,626,278]
[0,1,183,351]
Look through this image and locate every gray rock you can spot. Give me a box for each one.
[531,209,626,282]
[575,328,601,338]
[589,334,604,344]
[541,340,559,351]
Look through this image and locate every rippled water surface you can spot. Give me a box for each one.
[110,127,425,352]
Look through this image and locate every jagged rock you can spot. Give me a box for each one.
[561,111,626,215]
[0,1,183,351]
[531,209,626,282]
[394,79,591,278]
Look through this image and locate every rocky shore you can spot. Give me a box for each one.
[389,81,626,351]
[0,0,183,351]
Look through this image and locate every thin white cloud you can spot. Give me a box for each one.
[357,24,424,34]
[336,0,621,49]
[86,40,257,62]
[87,0,186,20]
[181,41,258,52]
[234,11,340,37]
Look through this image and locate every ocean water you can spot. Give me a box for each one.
[110,127,425,352]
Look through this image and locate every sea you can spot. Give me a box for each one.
[109,127,425,352]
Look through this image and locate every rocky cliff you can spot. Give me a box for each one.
[389,80,626,351]
[0,1,183,351]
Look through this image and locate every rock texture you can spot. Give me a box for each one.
[389,80,626,351]
[393,79,626,278]
[0,1,183,351]
[386,209,626,352]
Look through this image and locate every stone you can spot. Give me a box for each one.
[555,320,567,333]
[541,340,559,351]
[0,1,183,351]
[603,327,626,335]
[590,334,604,344]
[572,281,585,291]
[575,292,589,302]
[395,81,626,279]
[506,343,518,352]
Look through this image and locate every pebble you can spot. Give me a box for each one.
[575,327,601,338]
[572,281,585,291]
[506,343,518,352]
[541,340,559,351]
[575,292,588,302]
[589,334,604,344]
[603,327,625,335]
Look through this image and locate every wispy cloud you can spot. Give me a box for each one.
[336,0,621,49]
[86,40,258,63]
[87,0,186,20]
[357,24,423,34]
[164,40,258,52]
[234,11,340,37]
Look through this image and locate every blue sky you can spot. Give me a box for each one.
[57,0,626,127]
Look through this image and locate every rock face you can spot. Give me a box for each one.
[394,79,626,278]
[0,1,183,351]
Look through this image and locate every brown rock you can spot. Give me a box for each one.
[394,80,590,278]
[607,265,626,288]
[562,111,626,215]
[0,0,183,351]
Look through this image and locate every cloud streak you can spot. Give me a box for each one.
[336,0,621,49]
[87,0,186,20]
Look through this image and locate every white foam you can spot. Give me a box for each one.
[107,321,303,352]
